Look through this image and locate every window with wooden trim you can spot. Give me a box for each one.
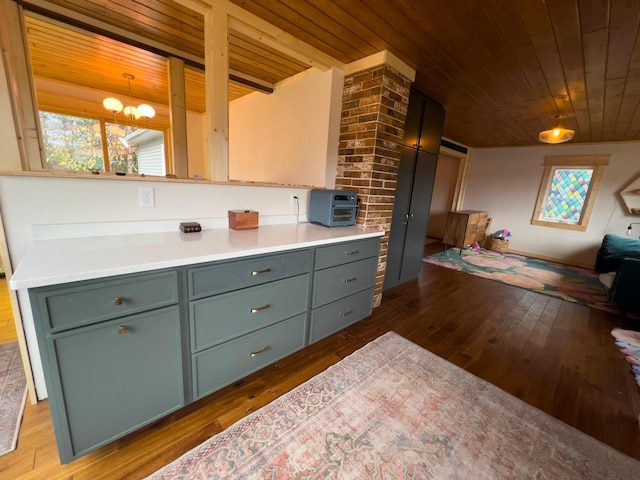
[531,155,609,231]
[39,111,167,176]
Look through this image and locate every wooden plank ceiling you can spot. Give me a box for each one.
[26,15,251,113]
[19,0,640,147]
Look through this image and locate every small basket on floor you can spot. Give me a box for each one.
[485,237,509,253]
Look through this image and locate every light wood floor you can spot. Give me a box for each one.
[0,277,18,344]
[0,243,639,479]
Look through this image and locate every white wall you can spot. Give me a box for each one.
[0,175,312,398]
[229,67,344,188]
[464,143,640,267]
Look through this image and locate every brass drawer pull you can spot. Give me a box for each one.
[250,303,271,313]
[118,325,127,335]
[341,309,353,317]
[250,345,270,357]
[343,277,357,284]
[115,296,124,305]
[251,267,272,276]
[346,250,360,256]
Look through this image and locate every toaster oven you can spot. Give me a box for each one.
[309,189,358,227]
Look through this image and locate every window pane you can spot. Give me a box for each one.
[39,112,104,171]
[105,124,166,176]
[105,123,137,174]
[541,168,593,223]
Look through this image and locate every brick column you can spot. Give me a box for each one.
[335,64,412,307]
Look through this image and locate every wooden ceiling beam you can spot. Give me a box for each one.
[194,0,345,71]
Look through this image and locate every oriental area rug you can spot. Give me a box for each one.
[147,332,639,479]
[0,341,27,457]
[423,247,614,312]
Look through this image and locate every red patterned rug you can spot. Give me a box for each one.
[0,341,27,457]
[147,332,639,479]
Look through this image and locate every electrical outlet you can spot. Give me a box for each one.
[290,193,299,207]
[138,187,155,208]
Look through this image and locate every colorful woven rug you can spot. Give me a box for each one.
[612,328,640,390]
[423,247,614,312]
[0,341,27,457]
[147,332,639,479]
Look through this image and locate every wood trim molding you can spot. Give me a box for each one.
[451,156,469,212]
[344,50,416,81]
[543,155,610,167]
[204,6,229,181]
[0,0,44,170]
[0,207,36,404]
[168,57,189,179]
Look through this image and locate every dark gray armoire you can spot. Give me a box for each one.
[384,88,445,290]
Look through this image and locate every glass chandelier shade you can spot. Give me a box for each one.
[137,104,155,119]
[123,105,142,120]
[103,73,155,124]
[102,97,123,114]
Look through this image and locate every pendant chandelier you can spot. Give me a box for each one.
[539,115,574,144]
[103,73,155,126]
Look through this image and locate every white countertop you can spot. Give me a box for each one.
[10,223,383,289]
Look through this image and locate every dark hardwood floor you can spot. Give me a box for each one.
[1,242,639,479]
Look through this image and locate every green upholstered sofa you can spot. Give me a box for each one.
[595,234,640,315]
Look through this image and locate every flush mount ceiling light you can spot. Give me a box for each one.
[103,73,155,126]
[539,115,575,144]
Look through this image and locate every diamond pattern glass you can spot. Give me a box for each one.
[542,169,593,222]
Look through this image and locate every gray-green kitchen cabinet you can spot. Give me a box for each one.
[27,237,380,464]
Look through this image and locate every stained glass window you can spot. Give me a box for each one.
[541,168,593,223]
[532,156,609,232]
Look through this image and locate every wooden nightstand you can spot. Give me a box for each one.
[443,210,489,252]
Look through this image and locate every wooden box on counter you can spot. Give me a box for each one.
[228,210,259,230]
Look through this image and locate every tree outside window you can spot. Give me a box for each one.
[39,112,103,171]
[39,111,165,175]
[105,122,138,174]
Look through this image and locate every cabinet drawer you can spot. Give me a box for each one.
[193,313,306,399]
[312,257,378,308]
[188,249,311,299]
[49,306,183,460]
[36,271,179,332]
[190,274,309,352]
[314,238,380,270]
[309,288,374,343]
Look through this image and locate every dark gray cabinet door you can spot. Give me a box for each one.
[384,150,438,288]
[384,88,444,290]
[384,146,417,289]
[402,89,426,148]
[399,150,438,282]
[418,96,445,155]
[49,306,183,461]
